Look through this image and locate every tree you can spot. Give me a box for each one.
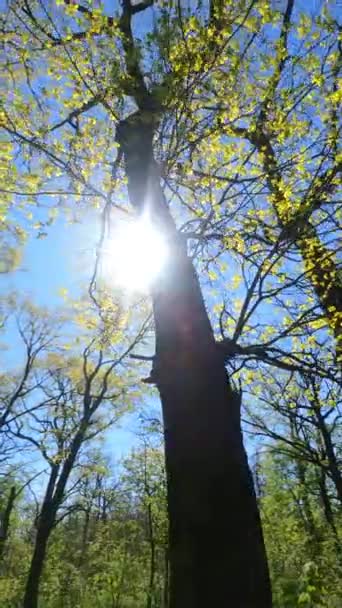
[2,1,341,605]
[122,440,169,608]
[0,485,16,563]
[0,439,340,607]
[244,368,342,510]
[0,295,145,608]
[0,301,60,432]
[178,1,341,359]
[0,468,44,566]
[258,449,342,608]
[2,2,272,605]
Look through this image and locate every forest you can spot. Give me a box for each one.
[0,0,341,607]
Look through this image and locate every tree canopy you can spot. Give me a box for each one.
[0,1,341,607]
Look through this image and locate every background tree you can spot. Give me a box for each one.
[0,295,146,608]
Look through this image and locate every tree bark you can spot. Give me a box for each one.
[163,546,169,608]
[317,469,340,548]
[146,500,155,608]
[249,130,342,357]
[118,114,272,608]
[144,447,156,608]
[79,508,90,567]
[23,505,55,608]
[23,428,86,608]
[294,459,320,550]
[315,408,342,504]
[0,485,16,562]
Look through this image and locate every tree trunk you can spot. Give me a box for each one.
[0,485,16,562]
[23,505,55,608]
[23,429,86,608]
[318,469,340,548]
[298,224,342,356]
[23,460,60,608]
[79,508,91,568]
[250,130,342,356]
[146,500,155,608]
[315,408,342,504]
[163,546,169,608]
[294,459,320,551]
[118,114,272,608]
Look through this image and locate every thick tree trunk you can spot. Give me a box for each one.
[118,114,272,607]
[155,295,271,607]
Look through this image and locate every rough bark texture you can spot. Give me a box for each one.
[118,115,272,607]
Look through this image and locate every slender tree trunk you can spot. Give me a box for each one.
[79,508,91,568]
[144,446,156,608]
[146,500,155,608]
[294,459,321,552]
[163,546,169,608]
[288,420,320,547]
[0,486,16,562]
[315,408,342,504]
[23,461,60,608]
[23,506,55,608]
[113,546,128,608]
[118,114,272,608]
[23,429,86,608]
[318,469,340,548]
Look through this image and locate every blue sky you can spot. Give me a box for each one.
[0,211,154,464]
[1,218,87,306]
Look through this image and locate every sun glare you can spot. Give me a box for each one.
[105,215,169,291]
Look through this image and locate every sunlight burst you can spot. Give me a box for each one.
[105,214,169,291]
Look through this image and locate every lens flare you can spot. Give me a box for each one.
[104,214,168,291]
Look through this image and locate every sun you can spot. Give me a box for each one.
[104,213,169,292]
